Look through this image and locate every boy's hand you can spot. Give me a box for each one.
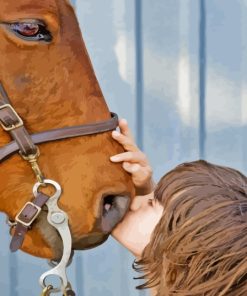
[110,119,155,195]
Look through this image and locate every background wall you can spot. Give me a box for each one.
[1,0,247,295]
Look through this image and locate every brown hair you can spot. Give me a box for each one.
[134,160,247,295]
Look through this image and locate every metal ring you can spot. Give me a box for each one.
[41,285,53,296]
[33,179,62,199]
[47,250,74,268]
[6,218,17,227]
[41,274,63,294]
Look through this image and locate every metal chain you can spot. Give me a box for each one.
[65,282,76,296]
[40,282,75,296]
[40,285,53,296]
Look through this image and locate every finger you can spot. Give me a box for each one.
[122,162,141,173]
[110,151,147,165]
[118,119,135,142]
[122,163,150,184]
[112,130,139,152]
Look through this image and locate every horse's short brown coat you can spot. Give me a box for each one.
[0,0,134,259]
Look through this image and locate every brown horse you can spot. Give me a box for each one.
[0,0,134,261]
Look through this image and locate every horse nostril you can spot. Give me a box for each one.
[101,195,130,233]
[103,195,115,215]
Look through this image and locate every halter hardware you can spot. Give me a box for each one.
[0,103,23,131]
[41,285,53,296]
[20,147,45,183]
[15,202,42,227]
[41,283,75,296]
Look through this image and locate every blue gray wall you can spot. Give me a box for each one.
[1,1,247,295]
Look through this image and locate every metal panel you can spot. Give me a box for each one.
[135,0,144,150]
[199,0,206,159]
[204,0,247,174]
[142,0,200,181]
[242,1,247,173]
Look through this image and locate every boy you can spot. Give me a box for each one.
[111,119,247,296]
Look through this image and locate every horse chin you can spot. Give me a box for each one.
[72,233,109,250]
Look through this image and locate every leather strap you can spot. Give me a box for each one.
[0,84,38,157]
[0,112,118,162]
[10,192,49,252]
[0,82,118,162]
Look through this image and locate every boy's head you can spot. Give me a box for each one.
[135,160,247,295]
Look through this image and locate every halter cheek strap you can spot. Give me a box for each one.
[0,83,38,157]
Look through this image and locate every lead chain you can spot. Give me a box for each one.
[40,284,75,296]
[41,285,53,296]
[65,282,76,296]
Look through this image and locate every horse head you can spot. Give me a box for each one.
[0,0,134,260]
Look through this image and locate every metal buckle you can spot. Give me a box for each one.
[0,104,23,131]
[15,202,42,227]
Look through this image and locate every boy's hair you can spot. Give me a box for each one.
[134,160,247,296]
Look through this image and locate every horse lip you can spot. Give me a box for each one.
[100,195,130,233]
[72,233,109,250]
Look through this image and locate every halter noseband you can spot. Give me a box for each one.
[0,84,118,163]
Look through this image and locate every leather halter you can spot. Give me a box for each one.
[0,84,118,162]
[0,82,119,252]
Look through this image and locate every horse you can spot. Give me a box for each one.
[0,0,134,264]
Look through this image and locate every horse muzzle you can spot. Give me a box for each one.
[101,194,130,233]
[71,194,130,250]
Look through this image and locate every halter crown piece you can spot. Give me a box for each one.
[0,82,119,295]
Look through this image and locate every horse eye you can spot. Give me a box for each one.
[9,22,52,42]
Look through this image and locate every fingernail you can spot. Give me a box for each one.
[121,118,127,124]
[112,131,120,137]
[110,156,119,161]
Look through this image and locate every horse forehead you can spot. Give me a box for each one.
[0,0,76,22]
[65,0,73,5]
[0,0,72,15]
